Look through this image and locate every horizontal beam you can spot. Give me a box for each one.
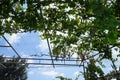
[0,45,10,47]
[1,57,83,67]
[1,62,83,67]
[3,57,82,61]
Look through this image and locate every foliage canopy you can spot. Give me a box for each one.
[0,0,120,79]
[0,56,27,80]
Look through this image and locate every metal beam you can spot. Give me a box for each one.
[3,57,82,61]
[2,57,83,67]
[0,45,10,47]
[2,36,21,58]
[1,62,83,67]
[39,2,55,68]
[0,63,7,68]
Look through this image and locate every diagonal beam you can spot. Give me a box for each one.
[2,36,21,58]
[38,2,55,68]
[0,63,7,68]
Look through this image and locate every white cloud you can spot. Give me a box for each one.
[72,53,78,58]
[37,39,49,52]
[74,71,80,77]
[37,65,53,69]
[41,70,64,78]
[41,70,59,77]
[20,53,34,63]
[38,31,43,35]
[27,59,34,63]
[59,73,64,77]
[28,71,34,75]
[112,47,120,61]
[5,33,25,44]
[20,53,30,57]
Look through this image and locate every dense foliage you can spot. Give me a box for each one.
[0,0,120,79]
[0,56,27,80]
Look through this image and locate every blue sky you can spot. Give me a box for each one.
[0,32,84,80]
[0,32,120,80]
